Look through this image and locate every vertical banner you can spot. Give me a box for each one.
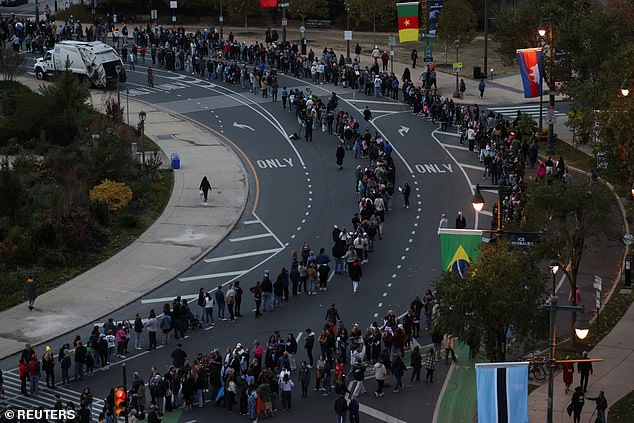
[475,363,529,423]
[428,0,443,35]
[437,228,482,276]
[396,2,420,43]
[516,48,543,98]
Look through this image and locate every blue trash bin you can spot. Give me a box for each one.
[171,153,180,170]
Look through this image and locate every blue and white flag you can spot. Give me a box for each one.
[475,362,529,423]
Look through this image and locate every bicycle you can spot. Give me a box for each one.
[524,351,547,382]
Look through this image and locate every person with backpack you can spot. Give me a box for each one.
[587,391,608,423]
[214,285,226,321]
[159,311,172,346]
[478,79,486,98]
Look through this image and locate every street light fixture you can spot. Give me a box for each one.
[138,110,147,175]
[538,13,556,156]
[539,296,590,423]
[471,184,513,234]
[621,79,630,97]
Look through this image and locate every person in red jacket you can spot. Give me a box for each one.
[28,354,40,395]
[18,358,28,396]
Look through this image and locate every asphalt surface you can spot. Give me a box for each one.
[1,62,478,423]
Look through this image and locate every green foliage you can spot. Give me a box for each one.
[434,239,546,362]
[436,0,477,51]
[226,0,260,29]
[290,0,329,23]
[0,47,25,81]
[520,178,615,298]
[345,0,395,31]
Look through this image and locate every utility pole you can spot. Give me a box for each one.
[219,0,224,40]
[483,0,488,79]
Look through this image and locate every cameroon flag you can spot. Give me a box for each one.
[438,228,482,277]
[397,2,420,43]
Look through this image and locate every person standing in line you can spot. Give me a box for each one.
[349,396,360,423]
[133,313,144,350]
[424,347,437,382]
[304,329,315,367]
[26,275,38,310]
[334,392,348,423]
[373,359,387,398]
[18,358,29,396]
[202,293,214,326]
[363,106,372,131]
[400,181,411,208]
[28,353,40,396]
[197,288,206,321]
[280,373,294,412]
[336,143,345,170]
[146,310,158,351]
[391,355,407,393]
[410,346,422,383]
[214,285,226,321]
[233,281,243,317]
[578,351,593,392]
[411,48,417,68]
[225,283,236,322]
[444,334,457,365]
[455,211,467,229]
[298,361,311,398]
[562,356,574,394]
[250,281,262,318]
[587,391,608,423]
[349,259,362,294]
[41,346,56,389]
[199,176,212,204]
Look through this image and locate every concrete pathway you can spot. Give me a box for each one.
[0,77,248,359]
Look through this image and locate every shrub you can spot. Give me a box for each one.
[89,179,133,212]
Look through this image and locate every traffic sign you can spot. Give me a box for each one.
[388,35,396,47]
[344,31,352,41]
[219,16,224,22]
[424,45,433,58]
[624,234,634,245]
[452,62,463,73]
[282,18,288,26]
[279,2,290,6]
[172,15,177,22]
[170,1,177,8]
[299,26,305,34]
[150,9,157,19]
[423,56,433,65]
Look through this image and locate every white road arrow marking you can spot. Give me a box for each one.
[398,125,410,136]
[233,121,255,131]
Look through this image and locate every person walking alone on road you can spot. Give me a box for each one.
[400,181,411,208]
[336,143,345,170]
[424,347,437,383]
[348,259,363,294]
[199,176,212,204]
[334,392,348,423]
[26,275,38,310]
[411,48,418,68]
[363,106,372,131]
[147,66,154,87]
[304,329,315,367]
[478,79,486,98]
[578,351,593,392]
[569,386,585,423]
[373,359,387,397]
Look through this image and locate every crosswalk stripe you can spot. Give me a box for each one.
[0,373,105,416]
[487,105,567,120]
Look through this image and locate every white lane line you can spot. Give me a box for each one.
[141,294,198,304]
[378,302,383,307]
[229,233,275,242]
[328,271,336,282]
[396,265,401,269]
[441,143,470,151]
[391,274,397,279]
[179,270,245,282]
[435,130,461,138]
[358,402,409,423]
[243,220,259,224]
[373,313,378,317]
[204,248,283,263]
[387,283,392,287]
[460,163,485,171]
[296,331,303,343]
[382,292,388,297]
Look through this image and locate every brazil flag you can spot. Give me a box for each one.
[438,228,482,277]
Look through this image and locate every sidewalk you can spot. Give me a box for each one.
[0,77,248,360]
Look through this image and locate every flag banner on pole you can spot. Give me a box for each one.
[260,0,277,8]
[397,2,420,43]
[517,48,543,98]
[476,363,529,423]
[437,228,482,276]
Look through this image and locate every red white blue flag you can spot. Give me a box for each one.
[517,48,543,98]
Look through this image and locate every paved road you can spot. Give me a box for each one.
[1,63,509,422]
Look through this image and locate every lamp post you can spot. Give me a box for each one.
[345,1,351,63]
[539,296,590,423]
[621,79,630,97]
[219,0,224,40]
[483,0,488,79]
[471,183,513,235]
[35,0,40,23]
[453,39,461,98]
[115,64,122,122]
[138,110,146,175]
[549,261,560,296]
[538,13,556,156]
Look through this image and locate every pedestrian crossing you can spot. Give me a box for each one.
[0,370,105,422]
[486,104,567,122]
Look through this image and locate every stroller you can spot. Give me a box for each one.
[186,311,203,331]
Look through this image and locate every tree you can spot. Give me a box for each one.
[289,0,328,24]
[436,0,477,64]
[0,47,25,81]
[520,178,615,305]
[227,0,259,29]
[347,0,395,33]
[434,239,546,362]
